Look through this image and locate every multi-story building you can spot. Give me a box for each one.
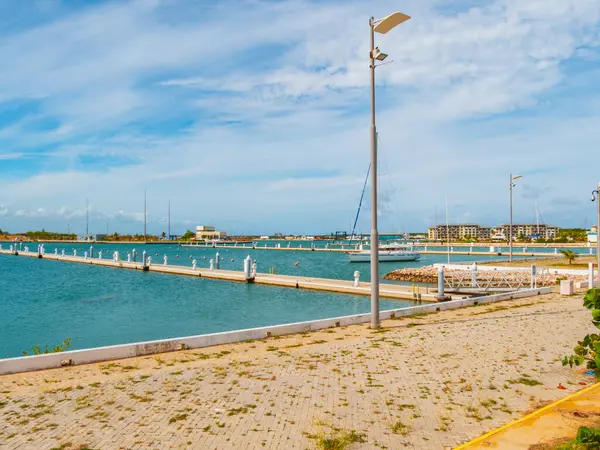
[427,224,491,241]
[195,225,227,241]
[491,224,560,240]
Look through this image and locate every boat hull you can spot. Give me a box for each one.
[348,251,421,263]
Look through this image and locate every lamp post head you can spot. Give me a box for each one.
[592,191,598,202]
[512,175,522,181]
[372,47,388,61]
[373,12,411,34]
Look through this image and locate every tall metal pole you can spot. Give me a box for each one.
[86,198,89,239]
[509,174,513,262]
[144,189,147,242]
[369,17,380,329]
[597,182,600,287]
[168,199,171,241]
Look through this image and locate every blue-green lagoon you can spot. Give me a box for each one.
[0,242,536,359]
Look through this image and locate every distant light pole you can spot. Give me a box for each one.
[509,174,522,263]
[592,183,600,286]
[369,11,411,329]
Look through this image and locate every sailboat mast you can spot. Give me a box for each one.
[535,200,540,234]
[350,164,371,244]
[446,196,450,264]
[85,198,89,239]
[434,205,437,240]
[168,199,171,241]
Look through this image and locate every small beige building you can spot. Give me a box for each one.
[195,225,227,241]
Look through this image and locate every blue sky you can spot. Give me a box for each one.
[0,0,599,236]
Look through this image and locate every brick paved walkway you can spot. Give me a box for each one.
[0,293,594,450]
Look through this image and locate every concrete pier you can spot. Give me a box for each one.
[0,249,458,302]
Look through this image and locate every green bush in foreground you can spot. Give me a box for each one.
[562,288,600,378]
[555,426,600,449]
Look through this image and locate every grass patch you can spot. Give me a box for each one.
[168,413,188,424]
[307,428,366,450]
[391,421,411,435]
[509,375,543,386]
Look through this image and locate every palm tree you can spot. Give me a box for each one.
[560,249,579,265]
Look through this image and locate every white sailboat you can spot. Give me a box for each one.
[346,156,420,262]
[348,242,420,262]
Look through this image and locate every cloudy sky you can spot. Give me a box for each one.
[0,0,599,236]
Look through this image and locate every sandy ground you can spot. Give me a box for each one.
[0,292,596,450]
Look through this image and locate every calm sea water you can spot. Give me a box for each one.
[0,241,577,359]
[0,254,413,359]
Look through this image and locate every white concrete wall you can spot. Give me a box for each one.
[0,287,550,375]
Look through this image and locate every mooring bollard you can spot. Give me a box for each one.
[163,254,168,266]
[132,249,137,262]
[192,259,197,271]
[215,252,220,269]
[73,249,77,257]
[437,266,446,301]
[252,260,257,277]
[353,270,360,287]
[244,255,255,282]
[61,249,65,257]
[531,264,537,289]
[54,248,58,255]
[591,248,594,255]
[84,251,88,260]
[89,246,94,258]
[98,250,103,260]
[127,252,131,262]
[209,259,214,270]
[471,264,477,287]
[554,248,558,254]
[142,251,147,265]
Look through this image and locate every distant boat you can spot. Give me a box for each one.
[348,243,420,263]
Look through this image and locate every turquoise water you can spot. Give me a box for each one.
[0,254,412,359]
[4,241,543,282]
[0,240,577,359]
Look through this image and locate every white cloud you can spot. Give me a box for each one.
[0,0,599,233]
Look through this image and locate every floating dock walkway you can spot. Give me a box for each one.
[0,249,458,302]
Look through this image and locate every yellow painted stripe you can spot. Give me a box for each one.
[454,382,600,449]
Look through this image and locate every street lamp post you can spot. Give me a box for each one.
[368,12,410,329]
[592,183,600,287]
[509,174,522,263]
